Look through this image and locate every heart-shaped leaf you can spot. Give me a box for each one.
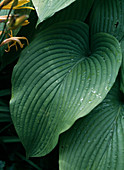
[59,80,124,170]
[89,0,124,41]
[10,20,122,157]
[32,0,76,24]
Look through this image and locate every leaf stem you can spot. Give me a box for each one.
[16,152,42,170]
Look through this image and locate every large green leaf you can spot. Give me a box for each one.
[120,40,124,93]
[10,20,122,157]
[59,80,124,170]
[38,0,94,29]
[32,0,76,24]
[89,0,124,41]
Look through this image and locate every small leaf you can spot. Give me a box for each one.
[0,89,11,96]
[0,113,11,122]
[32,0,76,24]
[59,80,124,170]
[10,21,122,157]
[0,105,9,112]
[0,9,10,57]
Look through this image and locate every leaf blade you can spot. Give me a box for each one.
[89,0,124,41]
[32,0,76,24]
[120,40,124,93]
[59,81,124,170]
[10,21,122,157]
[38,0,94,28]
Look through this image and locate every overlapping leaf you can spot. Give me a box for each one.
[59,80,124,170]
[32,0,76,24]
[89,0,124,41]
[52,0,94,21]
[120,40,124,93]
[10,20,122,157]
[38,0,94,30]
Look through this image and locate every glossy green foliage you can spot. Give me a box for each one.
[120,40,124,93]
[32,0,76,24]
[0,0,121,169]
[10,20,122,157]
[89,0,124,41]
[38,0,94,30]
[59,80,124,170]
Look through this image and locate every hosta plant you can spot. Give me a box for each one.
[0,0,124,169]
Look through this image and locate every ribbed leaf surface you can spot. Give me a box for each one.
[59,81,124,170]
[39,0,94,30]
[120,40,124,93]
[32,0,75,24]
[10,21,122,157]
[39,0,94,29]
[53,0,94,21]
[89,0,124,41]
